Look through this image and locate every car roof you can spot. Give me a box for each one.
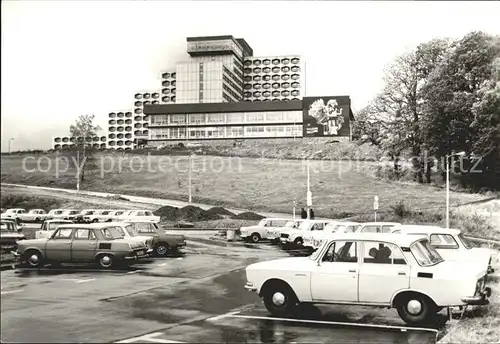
[45,219,73,223]
[53,223,117,229]
[327,232,424,247]
[360,222,402,226]
[333,221,361,226]
[392,225,461,235]
[264,218,294,221]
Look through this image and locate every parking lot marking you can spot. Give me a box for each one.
[1,289,24,295]
[226,314,439,333]
[206,310,241,322]
[75,278,95,284]
[157,263,167,267]
[115,332,184,343]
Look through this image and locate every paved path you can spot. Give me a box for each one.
[1,183,294,219]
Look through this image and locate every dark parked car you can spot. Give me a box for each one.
[14,223,149,269]
[1,219,26,251]
[125,222,186,257]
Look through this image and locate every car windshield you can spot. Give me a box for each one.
[284,221,295,228]
[309,244,325,260]
[298,221,312,231]
[125,225,139,237]
[458,233,474,249]
[410,239,444,266]
[257,219,267,227]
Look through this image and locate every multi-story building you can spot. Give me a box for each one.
[52,34,353,150]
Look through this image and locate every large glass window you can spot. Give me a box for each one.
[226,113,245,123]
[266,112,285,122]
[170,114,186,124]
[188,114,205,125]
[246,112,265,122]
[207,113,225,123]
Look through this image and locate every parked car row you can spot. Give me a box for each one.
[241,218,494,275]
[244,232,493,326]
[13,221,186,269]
[1,208,160,223]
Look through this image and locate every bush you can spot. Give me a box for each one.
[390,200,413,218]
[232,212,265,220]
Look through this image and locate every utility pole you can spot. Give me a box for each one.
[188,152,192,204]
[8,138,14,153]
[306,159,312,219]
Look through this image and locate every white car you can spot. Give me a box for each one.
[244,233,492,326]
[240,218,292,243]
[83,210,115,223]
[116,210,160,223]
[17,209,50,223]
[47,209,65,220]
[279,219,337,247]
[358,222,402,233]
[3,208,27,220]
[266,220,305,243]
[303,221,361,251]
[390,225,495,275]
[35,220,74,239]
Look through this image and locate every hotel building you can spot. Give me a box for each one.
[52,35,353,150]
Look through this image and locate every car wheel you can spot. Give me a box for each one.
[294,238,303,247]
[23,250,43,268]
[395,294,436,326]
[35,217,40,222]
[92,218,99,223]
[155,243,169,257]
[98,254,114,269]
[263,284,298,317]
[250,233,261,243]
[106,219,112,222]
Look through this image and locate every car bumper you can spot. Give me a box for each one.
[177,242,187,249]
[461,287,492,305]
[244,282,257,292]
[124,251,150,260]
[280,238,292,244]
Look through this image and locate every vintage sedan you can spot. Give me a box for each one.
[17,209,50,223]
[125,222,187,257]
[279,219,336,248]
[104,222,154,254]
[1,219,26,251]
[391,225,495,274]
[245,233,492,326]
[240,218,292,243]
[35,219,74,239]
[303,221,361,251]
[358,222,402,233]
[14,223,149,269]
[115,210,160,224]
[266,220,305,244]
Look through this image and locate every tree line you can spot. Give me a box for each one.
[352,31,500,191]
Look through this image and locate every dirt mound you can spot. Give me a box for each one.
[153,205,223,221]
[232,211,265,220]
[205,207,235,217]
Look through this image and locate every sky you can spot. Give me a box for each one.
[1,1,499,152]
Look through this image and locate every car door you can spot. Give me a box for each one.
[45,228,74,261]
[71,228,97,261]
[136,222,156,237]
[358,241,410,304]
[311,240,359,302]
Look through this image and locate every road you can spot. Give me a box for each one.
[1,234,444,344]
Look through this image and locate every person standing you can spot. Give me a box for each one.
[310,208,315,219]
[301,208,307,219]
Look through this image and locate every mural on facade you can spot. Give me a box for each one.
[302,97,350,137]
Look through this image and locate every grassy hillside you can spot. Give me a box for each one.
[1,153,488,220]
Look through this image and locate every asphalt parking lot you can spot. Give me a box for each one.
[1,224,446,343]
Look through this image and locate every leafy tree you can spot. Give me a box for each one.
[359,38,451,181]
[69,114,101,186]
[422,32,500,189]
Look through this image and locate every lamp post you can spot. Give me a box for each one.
[306,159,312,219]
[445,151,465,228]
[8,138,14,153]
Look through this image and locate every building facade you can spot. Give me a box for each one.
[52,35,353,150]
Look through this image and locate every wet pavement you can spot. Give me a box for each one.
[1,234,445,343]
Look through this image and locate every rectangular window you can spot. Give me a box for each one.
[363,242,406,265]
[430,234,459,249]
[323,241,358,263]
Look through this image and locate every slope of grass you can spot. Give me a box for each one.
[1,154,489,220]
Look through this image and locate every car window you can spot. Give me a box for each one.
[101,227,124,240]
[53,228,73,239]
[363,242,406,265]
[48,222,69,231]
[135,211,145,216]
[74,229,96,240]
[136,222,155,233]
[361,225,380,233]
[381,225,394,233]
[144,211,153,216]
[430,234,459,249]
[311,223,324,231]
[346,225,359,233]
[322,241,358,263]
[392,230,402,234]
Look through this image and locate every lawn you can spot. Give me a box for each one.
[0,153,489,220]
